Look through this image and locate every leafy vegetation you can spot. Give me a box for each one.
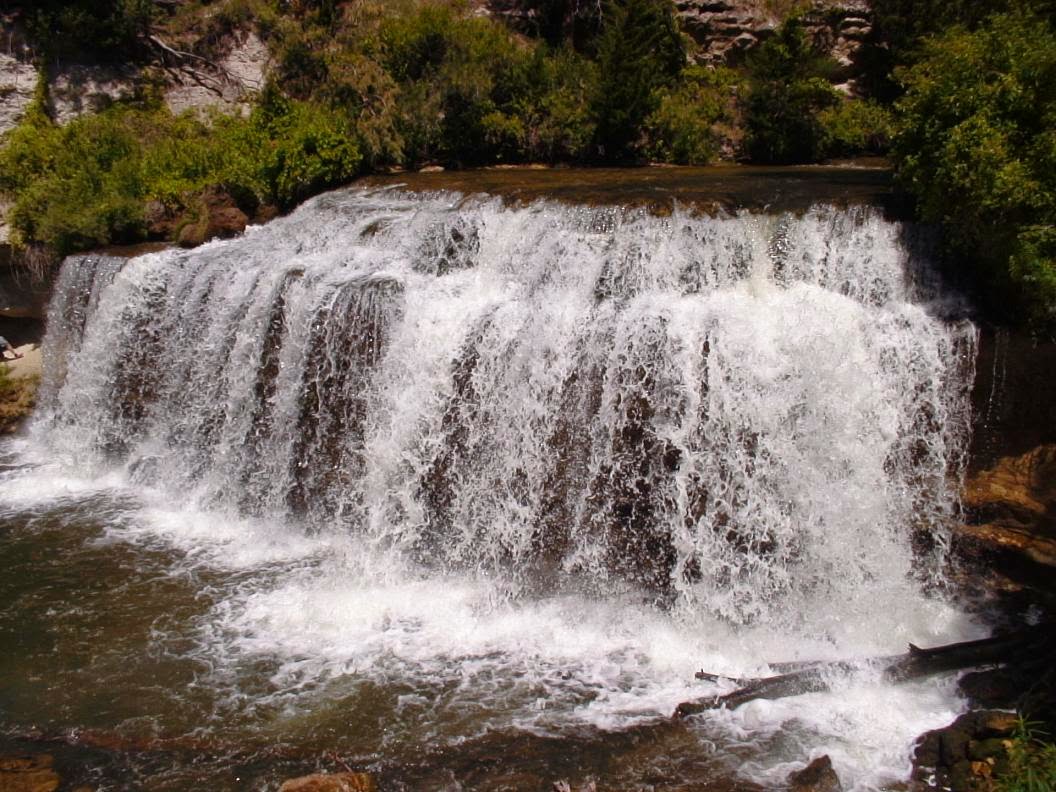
[741,16,842,164]
[892,11,1056,328]
[591,0,685,160]
[0,86,362,253]
[0,367,38,435]
[996,718,1056,792]
[20,0,155,61]
[644,66,739,165]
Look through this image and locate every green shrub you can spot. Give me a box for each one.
[0,104,148,252]
[0,89,365,252]
[223,93,364,208]
[893,12,1056,328]
[644,66,738,165]
[377,1,598,166]
[514,47,597,162]
[818,99,894,157]
[996,718,1056,792]
[742,16,842,164]
[25,0,155,61]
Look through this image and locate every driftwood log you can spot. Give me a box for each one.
[674,623,1054,718]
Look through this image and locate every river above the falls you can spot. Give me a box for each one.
[0,169,983,790]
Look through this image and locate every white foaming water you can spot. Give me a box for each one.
[19,186,981,788]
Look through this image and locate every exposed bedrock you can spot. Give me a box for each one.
[955,329,1056,607]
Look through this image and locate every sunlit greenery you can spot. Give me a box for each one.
[644,66,739,165]
[0,86,361,253]
[8,0,1040,280]
[996,718,1056,792]
[893,12,1056,328]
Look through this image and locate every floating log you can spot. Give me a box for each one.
[675,624,1053,718]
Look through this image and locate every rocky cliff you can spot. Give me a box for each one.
[484,0,874,89]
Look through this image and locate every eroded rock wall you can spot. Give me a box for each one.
[483,0,874,88]
[676,0,871,74]
[957,329,1056,602]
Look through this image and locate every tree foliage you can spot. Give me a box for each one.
[893,12,1056,328]
[0,91,362,253]
[19,0,155,61]
[592,0,685,161]
[742,16,841,164]
[644,66,738,165]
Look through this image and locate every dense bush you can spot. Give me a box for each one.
[644,66,738,165]
[861,0,1056,100]
[221,91,363,208]
[742,16,841,163]
[0,90,363,252]
[21,0,155,61]
[996,719,1056,792]
[893,12,1056,328]
[818,99,894,157]
[592,0,685,161]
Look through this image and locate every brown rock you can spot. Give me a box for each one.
[0,754,60,792]
[968,737,1008,762]
[176,185,249,248]
[144,199,177,239]
[964,444,1056,527]
[788,755,842,792]
[941,726,971,766]
[278,772,376,792]
[954,444,1056,592]
[914,729,942,770]
[959,668,1022,709]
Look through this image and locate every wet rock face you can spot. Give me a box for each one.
[955,329,1056,605]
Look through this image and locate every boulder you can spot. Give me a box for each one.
[788,755,842,792]
[913,711,1019,790]
[175,185,249,248]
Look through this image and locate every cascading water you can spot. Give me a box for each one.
[3,185,980,790]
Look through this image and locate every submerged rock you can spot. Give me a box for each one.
[278,772,376,792]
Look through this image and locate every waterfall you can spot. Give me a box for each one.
[34,187,977,627]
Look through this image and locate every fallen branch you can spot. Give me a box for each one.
[675,624,1053,718]
[146,34,241,97]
